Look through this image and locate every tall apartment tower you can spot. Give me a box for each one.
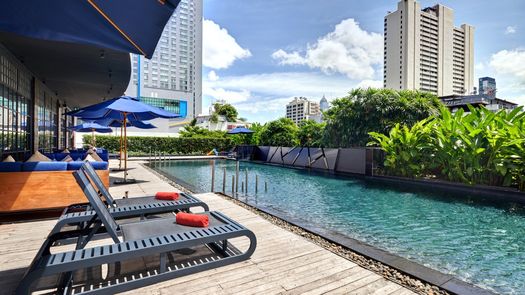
[383,0,474,96]
[286,97,321,125]
[125,0,202,135]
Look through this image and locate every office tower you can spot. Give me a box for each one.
[286,97,321,125]
[383,0,474,96]
[125,0,202,134]
[479,77,496,98]
[319,95,329,112]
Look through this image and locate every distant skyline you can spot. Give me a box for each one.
[202,0,525,123]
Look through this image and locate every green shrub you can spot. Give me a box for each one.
[369,105,525,190]
[83,135,234,155]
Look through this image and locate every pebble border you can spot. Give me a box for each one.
[141,162,448,295]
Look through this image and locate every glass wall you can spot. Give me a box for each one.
[140,96,186,115]
[36,83,58,152]
[0,56,32,160]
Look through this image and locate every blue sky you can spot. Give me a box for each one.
[202,0,525,123]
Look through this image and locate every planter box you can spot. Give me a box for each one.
[0,170,109,213]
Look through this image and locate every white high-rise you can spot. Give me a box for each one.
[125,0,202,135]
[286,97,321,125]
[383,0,474,96]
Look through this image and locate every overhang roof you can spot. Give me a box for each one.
[0,32,130,107]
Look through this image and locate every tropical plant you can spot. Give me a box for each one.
[259,118,299,147]
[298,120,325,147]
[324,88,441,147]
[369,105,525,190]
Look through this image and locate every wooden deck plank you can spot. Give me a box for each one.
[0,159,415,295]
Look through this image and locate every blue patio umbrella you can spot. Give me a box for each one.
[68,122,112,146]
[0,0,181,58]
[96,118,156,129]
[227,127,254,134]
[67,96,180,183]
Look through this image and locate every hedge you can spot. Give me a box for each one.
[83,135,234,155]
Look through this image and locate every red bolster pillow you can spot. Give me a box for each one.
[155,192,180,200]
[176,212,209,227]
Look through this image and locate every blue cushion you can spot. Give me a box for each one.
[0,162,23,172]
[43,153,56,161]
[22,162,68,171]
[67,161,108,170]
[53,153,70,161]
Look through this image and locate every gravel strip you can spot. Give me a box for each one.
[142,163,448,295]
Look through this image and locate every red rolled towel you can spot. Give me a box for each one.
[155,192,180,200]
[176,212,209,227]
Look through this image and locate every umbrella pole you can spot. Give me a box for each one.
[123,113,128,182]
[119,124,123,169]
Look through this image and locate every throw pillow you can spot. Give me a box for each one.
[62,148,71,154]
[25,151,51,162]
[84,154,103,162]
[2,155,16,162]
[61,155,74,162]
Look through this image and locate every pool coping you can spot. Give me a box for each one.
[145,161,498,295]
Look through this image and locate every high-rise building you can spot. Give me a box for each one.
[319,95,330,112]
[125,0,202,135]
[383,0,475,96]
[479,77,496,98]
[286,97,321,125]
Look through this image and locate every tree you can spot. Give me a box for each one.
[323,88,441,147]
[259,118,299,147]
[213,103,238,122]
[298,120,325,147]
[179,120,226,138]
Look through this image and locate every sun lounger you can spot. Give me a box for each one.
[49,163,209,236]
[16,168,256,295]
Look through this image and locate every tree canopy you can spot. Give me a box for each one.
[298,120,325,147]
[323,88,441,147]
[259,118,299,147]
[213,103,238,122]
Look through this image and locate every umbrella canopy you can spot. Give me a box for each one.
[227,127,254,134]
[0,0,180,58]
[96,118,156,129]
[67,96,180,121]
[68,122,112,133]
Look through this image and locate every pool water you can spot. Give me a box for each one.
[151,159,525,294]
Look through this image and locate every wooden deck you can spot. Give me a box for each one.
[0,160,416,295]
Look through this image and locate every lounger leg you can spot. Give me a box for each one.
[222,240,228,252]
[160,253,167,273]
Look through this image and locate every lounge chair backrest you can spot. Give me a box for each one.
[73,168,120,243]
[81,162,115,205]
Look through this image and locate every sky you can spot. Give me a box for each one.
[201,0,525,123]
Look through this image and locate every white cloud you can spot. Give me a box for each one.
[489,49,525,80]
[203,86,251,104]
[487,49,525,105]
[203,19,251,69]
[356,80,383,89]
[207,70,219,81]
[505,26,517,35]
[271,18,383,80]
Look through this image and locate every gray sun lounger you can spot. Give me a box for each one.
[16,168,256,295]
[50,163,209,236]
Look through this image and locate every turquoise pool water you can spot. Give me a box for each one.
[151,159,525,294]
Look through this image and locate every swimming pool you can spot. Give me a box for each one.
[151,159,525,294]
